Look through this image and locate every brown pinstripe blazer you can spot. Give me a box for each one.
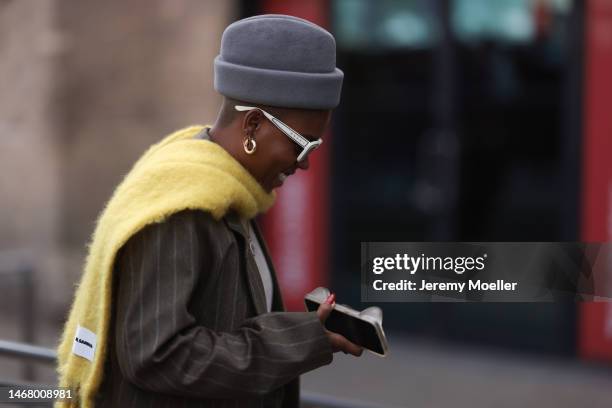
[95,209,333,407]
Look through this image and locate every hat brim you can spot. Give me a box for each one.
[214,56,343,110]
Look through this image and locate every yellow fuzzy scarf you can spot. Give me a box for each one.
[55,125,274,407]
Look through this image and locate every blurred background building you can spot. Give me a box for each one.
[1,0,611,407]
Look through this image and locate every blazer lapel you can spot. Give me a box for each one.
[251,219,286,312]
[224,212,268,315]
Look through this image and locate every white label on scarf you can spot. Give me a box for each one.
[72,324,97,362]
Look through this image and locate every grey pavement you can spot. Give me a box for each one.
[302,332,612,408]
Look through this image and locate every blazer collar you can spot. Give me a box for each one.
[250,220,286,312]
[224,211,269,315]
[224,211,246,238]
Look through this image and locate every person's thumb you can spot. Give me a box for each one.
[316,293,336,324]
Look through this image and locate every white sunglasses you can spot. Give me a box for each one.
[235,105,322,162]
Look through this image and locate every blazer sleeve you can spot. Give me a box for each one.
[113,210,333,399]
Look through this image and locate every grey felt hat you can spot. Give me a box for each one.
[214,14,343,109]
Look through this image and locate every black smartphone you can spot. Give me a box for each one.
[305,298,387,356]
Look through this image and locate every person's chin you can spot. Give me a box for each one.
[262,181,276,193]
[269,174,286,191]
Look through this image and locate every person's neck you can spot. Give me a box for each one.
[208,123,248,170]
[207,123,229,147]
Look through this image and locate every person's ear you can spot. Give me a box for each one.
[242,110,263,137]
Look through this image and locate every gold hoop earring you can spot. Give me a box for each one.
[243,137,256,154]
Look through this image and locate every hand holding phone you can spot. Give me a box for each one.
[316,292,363,357]
[305,287,389,357]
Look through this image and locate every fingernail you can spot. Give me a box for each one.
[325,293,336,304]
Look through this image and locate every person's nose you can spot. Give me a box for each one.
[297,156,310,170]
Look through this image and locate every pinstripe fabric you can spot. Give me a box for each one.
[96,210,333,407]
